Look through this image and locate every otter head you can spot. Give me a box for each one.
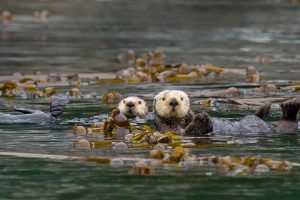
[154,90,190,118]
[118,96,148,116]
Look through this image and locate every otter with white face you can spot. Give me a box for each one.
[154,90,190,118]
[153,90,201,134]
[118,96,148,117]
[154,90,300,136]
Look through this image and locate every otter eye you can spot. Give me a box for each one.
[138,101,141,104]
[181,97,183,101]
[162,98,165,101]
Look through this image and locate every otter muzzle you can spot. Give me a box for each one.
[169,98,179,108]
[126,102,135,108]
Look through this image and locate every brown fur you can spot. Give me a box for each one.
[255,101,271,120]
[275,96,300,134]
[154,90,300,135]
[154,109,194,134]
[183,112,213,136]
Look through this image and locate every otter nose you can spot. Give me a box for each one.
[169,98,179,108]
[126,102,135,108]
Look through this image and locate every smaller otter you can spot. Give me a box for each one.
[118,96,148,117]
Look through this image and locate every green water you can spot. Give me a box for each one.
[0,83,299,200]
[1,0,300,199]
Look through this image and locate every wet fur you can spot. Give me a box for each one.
[153,90,192,134]
[154,108,194,134]
[275,97,300,133]
[0,96,68,124]
[118,96,148,117]
[183,112,213,136]
[154,90,300,136]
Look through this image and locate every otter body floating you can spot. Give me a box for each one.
[153,90,300,136]
[0,95,68,124]
[212,97,300,134]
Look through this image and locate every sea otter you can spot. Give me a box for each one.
[118,96,149,117]
[0,96,68,124]
[153,90,205,135]
[153,90,300,136]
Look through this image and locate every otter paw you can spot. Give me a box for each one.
[280,96,300,121]
[183,111,213,137]
[255,100,271,120]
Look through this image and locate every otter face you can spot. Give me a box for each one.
[118,96,148,116]
[154,90,190,118]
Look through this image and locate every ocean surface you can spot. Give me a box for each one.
[0,1,300,199]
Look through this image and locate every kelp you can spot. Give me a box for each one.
[0,72,115,98]
[164,146,197,164]
[103,108,131,138]
[195,98,244,107]
[252,84,278,93]
[0,81,17,96]
[1,10,13,21]
[43,87,57,97]
[73,139,113,149]
[19,77,34,83]
[102,91,123,104]
[90,141,113,148]
[198,155,293,175]
[84,156,111,164]
[0,79,60,98]
[24,84,37,93]
[132,161,154,175]
[191,87,241,98]
[33,9,52,19]
[1,149,298,176]
[189,83,293,100]
[201,65,226,73]
[146,146,295,175]
[194,96,295,107]
[69,88,80,97]
[286,85,300,91]
[131,125,180,145]
[116,50,250,83]
[246,66,261,83]
[0,53,296,99]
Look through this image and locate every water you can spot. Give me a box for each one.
[0,0,300,199]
